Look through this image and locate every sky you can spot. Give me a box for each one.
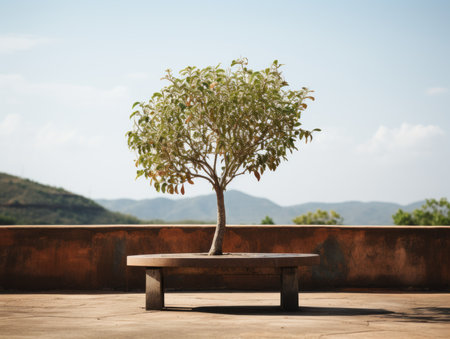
[0,0,449,206]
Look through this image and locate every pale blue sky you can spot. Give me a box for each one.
[1,0,449,205]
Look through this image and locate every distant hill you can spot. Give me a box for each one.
[0,173,140,225]
[0,171,426,225]
[96,190,425,225]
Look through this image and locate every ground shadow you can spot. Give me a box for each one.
[385,307,450,324]
[165,305,394,316]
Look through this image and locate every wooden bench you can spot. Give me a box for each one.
[127,253,320,311]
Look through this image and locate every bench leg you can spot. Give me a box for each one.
[146,268,164,310]
[281,267,298,311]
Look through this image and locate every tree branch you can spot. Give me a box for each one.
[191,173,216,186]
[224,170,247,187]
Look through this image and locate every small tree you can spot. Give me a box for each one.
[127,58,319,255]
[293,209,343,225]
[0,214,16,225]
[392,209,415,225]
[261,216,275,225]
[393,198,450,225]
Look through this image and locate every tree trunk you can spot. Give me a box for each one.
[208,186,226,255]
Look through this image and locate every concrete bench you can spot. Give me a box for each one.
[127,253,320,311]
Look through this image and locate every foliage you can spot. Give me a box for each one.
[127,58,318,254]
[391,209,415,225]
[261,215,275,225]
[292,209,343,225]
[0,214,16,225]
[127,58,318,195]
[393,198,450,225]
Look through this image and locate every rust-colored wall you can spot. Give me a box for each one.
[0,225,448,291]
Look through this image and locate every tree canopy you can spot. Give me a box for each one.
[127,58,318,254]
[127,58,318,195]
[292,209,343,225]
[261,216,275,225]
[393,198,450,225]
[0,214,15,225]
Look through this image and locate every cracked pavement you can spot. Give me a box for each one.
[0,292,448,338]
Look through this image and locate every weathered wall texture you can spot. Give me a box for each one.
[0,225,448,291]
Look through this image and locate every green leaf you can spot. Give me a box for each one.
[132,101,140,109]
[130,110,140,118]
[135,170,144,179]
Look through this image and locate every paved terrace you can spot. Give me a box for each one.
[1,291,448,338]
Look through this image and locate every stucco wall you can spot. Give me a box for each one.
[0,225,448,291]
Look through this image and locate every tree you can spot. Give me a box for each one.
[127,58,319,255]
[391,209,415,225]
[261,216,275,225]
[393,198,450,225]
[292,209,343,225]
[0,214,16,225]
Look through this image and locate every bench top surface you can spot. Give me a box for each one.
[127,253,319,268]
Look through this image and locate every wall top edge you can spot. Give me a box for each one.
[0,225,449,229]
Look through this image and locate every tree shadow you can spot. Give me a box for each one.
[164,305,394,316]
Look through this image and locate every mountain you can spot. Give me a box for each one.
[96,190,425,225]
[97,191,284,224]
[0,171,425,225]
[0,173,140,225]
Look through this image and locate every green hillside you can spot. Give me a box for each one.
[0,173,141,225]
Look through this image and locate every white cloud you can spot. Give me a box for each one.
[0,114,103,150]
[0,34,53,54]
[0,73,129,110]
[0,73,22,86]
[357,123,444,155]
[34,123,103,149]
[426,87,448,96]
[0,73,129,165]
[0,114,21,136]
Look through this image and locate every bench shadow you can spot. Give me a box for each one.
[164,305,394,316]
[384,307,450,323]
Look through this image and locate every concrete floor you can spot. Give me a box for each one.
[0,291,449,338]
